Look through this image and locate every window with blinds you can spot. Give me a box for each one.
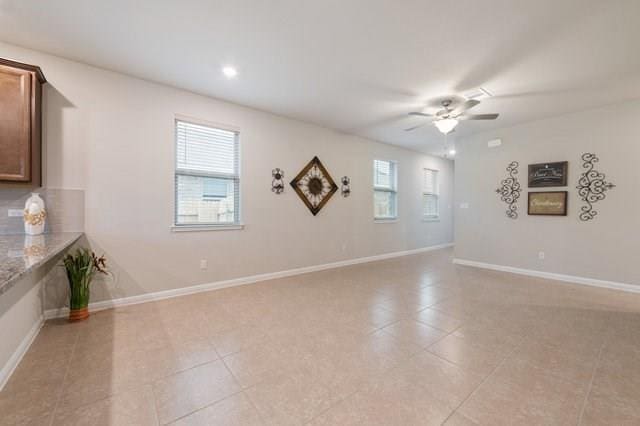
[373,159,397,219]
[175,119,240,226]
[423,168,439,220]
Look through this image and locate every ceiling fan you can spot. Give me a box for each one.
[406,99,499,134]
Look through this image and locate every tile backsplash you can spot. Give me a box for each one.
[0,188,84,235]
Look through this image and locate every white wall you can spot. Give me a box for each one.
[455,100,640,286]
[0,42,454,307]
[0,264,47,389]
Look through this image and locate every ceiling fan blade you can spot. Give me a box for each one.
[404,122,429,131]
[408,112,432,117]
[450,99,480,116]
[459,113,499,120]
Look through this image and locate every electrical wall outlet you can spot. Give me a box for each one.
[8,209,23,217]
[200,259,208,270]
[538,251,545,260]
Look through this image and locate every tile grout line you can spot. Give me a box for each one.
[47,326,81,426]
[302,353,409,425]
[57,344,226,423]
[575,338,606,426]
[50,331,227,425]
[150,369,163,426]
[438,333,527,425]
[163,388,247,425]
[239,388,268,425]
[218,355,269,425]
[304,317,463,425]
[152,355,247,425]
[307,295,524,425]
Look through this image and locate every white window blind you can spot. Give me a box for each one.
[424,169,438,194]
[423,168,439,220]
[175,119,240,226]
[374,159,397,219]
[423,194,439,218]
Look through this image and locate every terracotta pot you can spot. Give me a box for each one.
[69,307,89,322]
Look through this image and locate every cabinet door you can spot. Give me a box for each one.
[0,64,32,181]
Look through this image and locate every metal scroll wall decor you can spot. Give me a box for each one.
[576,153,616,221]
[341,176,351,197]
[495,161,521,219]
[271,168,285,194]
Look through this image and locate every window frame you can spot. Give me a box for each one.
[422,168,440,222]
[172,115,243,231]
[373,159,398,221]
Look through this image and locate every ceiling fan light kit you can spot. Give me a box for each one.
[434,118,458,134]
[407,98,499,135]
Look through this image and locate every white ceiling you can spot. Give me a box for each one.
[1,0,639,154]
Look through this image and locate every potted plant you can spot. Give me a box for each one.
[62,248,108,322]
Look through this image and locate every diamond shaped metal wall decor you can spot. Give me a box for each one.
[290,156,338,215]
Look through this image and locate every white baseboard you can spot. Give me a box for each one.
[453,258,639,294]
[45,243,454,319]
[0,316,44,391]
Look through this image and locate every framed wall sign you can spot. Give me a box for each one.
[528,161,568,187]
[528,191,568,216]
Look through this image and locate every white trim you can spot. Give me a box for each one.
[452,258,640,294]
[44,243,454,320]
[174,114,240,133]
[422,218,440,223]
[171,224,244,232]
[0,316,44,391]
[374,218,398,224]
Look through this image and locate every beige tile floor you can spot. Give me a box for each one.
[2,247,640,425]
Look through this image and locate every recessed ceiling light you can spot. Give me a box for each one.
[222,66,238,79]
[449,149,457,156]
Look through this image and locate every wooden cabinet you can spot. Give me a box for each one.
[0,58,46,186]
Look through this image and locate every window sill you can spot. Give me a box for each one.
[374,218,398,223]
[422,217,440,223]
[171,224,245,232]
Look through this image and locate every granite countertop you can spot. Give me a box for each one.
[0,232,83,296]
